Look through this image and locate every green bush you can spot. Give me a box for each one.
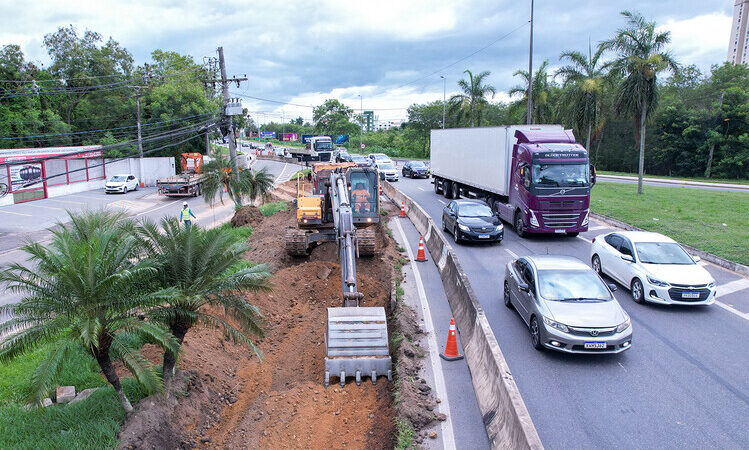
[258,201,288,217]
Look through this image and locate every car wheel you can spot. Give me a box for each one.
[592,255,602,276]
[631,278,645,304]
[451,182,460,199]
[134,183,138,191]
[453,225,461,244]
[514,211,526,238]
[504,281,513,309]
[530,316,543,350]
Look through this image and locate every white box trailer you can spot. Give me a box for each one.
[430,125,563,197]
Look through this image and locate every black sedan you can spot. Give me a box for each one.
[442,199,503,244]
[402,160,430,178]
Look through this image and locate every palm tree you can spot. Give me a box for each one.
[603,10,680,194]
[0,210,178,412]
[135,217,271,384]
[555,42,608,151]
[201,153,274,206]
[449,69,496,127]
[509,60,555,124]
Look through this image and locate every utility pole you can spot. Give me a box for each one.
[358,95,363,150]
[216,47,247,170]
[127,85,146,185]
[440,75,446,129]
[527,0,534,125]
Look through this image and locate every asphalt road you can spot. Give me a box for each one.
[392,171,749,449]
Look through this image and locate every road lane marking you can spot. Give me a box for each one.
[587,225,608,231]
[136,201,179,217]
[393,218,456,450]
[715,301,749,322]
[418,186,426,191]
[717,279,749,297]
[45,198,85,205]
[577,236,592,243]
[0,209,32,217]
[505,248,519,259]
[273,162,289,185]
[437,199,447,205]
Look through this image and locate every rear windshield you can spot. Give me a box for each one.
[410,161,426,168]
[537,269,612,301]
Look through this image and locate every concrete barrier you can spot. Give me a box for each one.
[257,155,299,164]
[383,180,543,450]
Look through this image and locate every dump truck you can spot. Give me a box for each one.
[286,162,391,387]
[157,153,207,197]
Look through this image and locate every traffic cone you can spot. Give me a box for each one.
[415,235,427,262]
[440,318,464,361]
[400,202,406,217]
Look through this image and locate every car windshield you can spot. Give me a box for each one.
[352,156,367,162]
[532,163,589,187]
[537,269,612,301]
[636,242,694,265]
[458,203,492,217]
[109,176,127,182]
[379,163,394,170]
[316,141,333,150]
[410,161,426,168]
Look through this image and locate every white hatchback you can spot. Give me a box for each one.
[589,231,716,305]
[105,174,139,194]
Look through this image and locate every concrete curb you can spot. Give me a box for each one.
[383,181,543,450]
[590,212,749,277]
[597,174,749,191]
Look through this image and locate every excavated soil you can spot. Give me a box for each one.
[230,205,263,228]
[120,180,425,449]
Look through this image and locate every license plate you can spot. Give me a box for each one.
[584,342,606,349]
[478,234,490,239]
[554,229,566,233]
[681,292,700,299]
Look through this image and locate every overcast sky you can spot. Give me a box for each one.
[0,0,735,124]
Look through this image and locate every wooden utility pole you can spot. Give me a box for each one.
[216,47,247,170]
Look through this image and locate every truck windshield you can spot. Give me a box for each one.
[315,141,333,150]
[532,163,588,187]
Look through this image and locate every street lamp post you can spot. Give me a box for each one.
[527,0,534,125]
[440,75,446,129]
[358,94,363,150]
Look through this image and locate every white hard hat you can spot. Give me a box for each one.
[183,201,188,206]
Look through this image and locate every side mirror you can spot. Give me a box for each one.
[590,164,596,186]
[518,283,530,293]
[621,254,634,263]
[608,283,618,292]
[692,255,701,263]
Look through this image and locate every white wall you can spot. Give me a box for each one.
[104,157,175,186]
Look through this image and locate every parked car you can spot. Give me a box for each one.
[375,161,399,181]
[351,155,371,167]
[105,174,139,194]
[402,160,430,178]
[589,231,716,305]
[441,199,503,244]
[504,255,632,354]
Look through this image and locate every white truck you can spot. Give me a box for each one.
[288,136,333,162]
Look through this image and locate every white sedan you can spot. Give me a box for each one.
[105,174,139,194]
[589,231,716,305]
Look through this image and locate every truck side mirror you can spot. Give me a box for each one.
[590,164,596,186]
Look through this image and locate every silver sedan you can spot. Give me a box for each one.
[504,255,632,354]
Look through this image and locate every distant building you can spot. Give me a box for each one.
[728,0,749,64]
[362,111,374,132]
[375,118,405,131]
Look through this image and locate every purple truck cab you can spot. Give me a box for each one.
[497,128,592,237]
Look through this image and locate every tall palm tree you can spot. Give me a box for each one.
[509,60,554,124]
[201,153,274,206]
[603,10,680,194]
[556,42,608,151]
[0,210,178,412]
[135,217,271,384]
[449,69,496,127]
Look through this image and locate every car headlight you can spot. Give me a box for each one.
[495,224,503,232]
[646,276,669,287]
[616,317,631,333]
[458,224,470,232]
[528,210,539,227]
[542,316,568,333]
[581,210,589,226]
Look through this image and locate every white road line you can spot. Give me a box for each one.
[577,236,592,243]
[437,199,447,205]
[418,186,426,191]
[715,301,749,322]
[273,163,289,185]
[393,218,456,450]
[586,225,608,231]
[136,201,178,217]
[717,279,749,297]
[0,209,32,217]
[505,248,519,259]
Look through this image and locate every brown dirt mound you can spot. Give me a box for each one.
[230,205,263,228]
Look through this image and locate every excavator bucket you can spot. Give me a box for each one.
[325,307,392,388]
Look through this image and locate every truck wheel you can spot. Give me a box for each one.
[451,182,460,199]
[434,179,441,194]
[514,211,526,238]
[443,181,453,199]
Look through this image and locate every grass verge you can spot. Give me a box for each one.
[598,170,749,185]
[0,338,148,449]
[258,201,288,217]
[591,182,749,265]
[217,222,253,243]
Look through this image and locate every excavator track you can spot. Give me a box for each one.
[285,228,309,256]
[357,227,376,256]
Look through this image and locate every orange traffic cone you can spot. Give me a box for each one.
[400,202,406,217]
[415,235,427,262]
[440,318,464,361]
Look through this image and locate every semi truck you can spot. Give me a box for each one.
[430,126,595,237]
[156,153,206,197]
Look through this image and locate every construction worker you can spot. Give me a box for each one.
[180,201,196,228]
[352,182,371,213]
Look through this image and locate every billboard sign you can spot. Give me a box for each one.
[10,163,43,190]
[281,133,299,142]
[301,134,332,144]
[259,131,276,139]
[335,135,349,144]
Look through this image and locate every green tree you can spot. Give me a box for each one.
[603,10,680,193]
[509,60,556,124]
[201,154,274,206]
[555,42,608,150]
[135,218,270,384]
[313,99,358,137]
[406,101,445,156]
[0,210,178,412]
[449,69,496,127]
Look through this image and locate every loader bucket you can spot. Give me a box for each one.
[324,306,392,387]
